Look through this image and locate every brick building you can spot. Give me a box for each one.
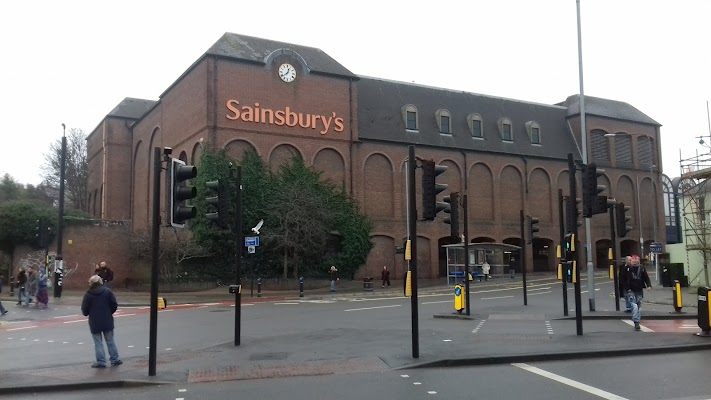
[86,32,664,281]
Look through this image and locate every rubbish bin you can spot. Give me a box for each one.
[363,277,373,291]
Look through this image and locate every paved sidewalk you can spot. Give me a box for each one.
[0,274,707,395]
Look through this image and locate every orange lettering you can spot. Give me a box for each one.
[226,100,240,120]
[285,107,298,127]
[334,117,344,132]
[241,105,254,122]
[274,110,285,125]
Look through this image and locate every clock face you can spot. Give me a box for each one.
[278,63,297,82]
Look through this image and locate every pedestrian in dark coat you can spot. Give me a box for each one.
[81,275,122,368]
[619,256,632,312]
[623,255,652,331]
[381,266,391,288]
[0,276,8,315]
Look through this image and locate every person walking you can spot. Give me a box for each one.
[623,255,652,331]
[381,266,391,288]
[482,260,491,281]
[619,256,632,312]
[0,276,8,315]
[24,269,37,306]
[35,268,49,309]
[509,257,517,279]
[329,266,339,292]
[15,268,27,306]
[97,261,114,288]
[81,275,122,368]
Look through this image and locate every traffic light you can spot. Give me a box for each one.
[565,197,582,233]
[564,233,576,283]
[615,202,632,238]
[205,179,229,228]
[582,163,607,218]
[170,158,198,228]
[422,160,448,221]
[421,159,448,220]
[444,192,460,240]
[527,215,540,244]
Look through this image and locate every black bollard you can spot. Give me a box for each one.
[257,278,262,298]
[697,286,711,337]
[299,276,304,298]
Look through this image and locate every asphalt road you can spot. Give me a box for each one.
[9,350,711,400]
[0,275,674,372]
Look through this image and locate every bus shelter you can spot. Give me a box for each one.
[443,243,521,285]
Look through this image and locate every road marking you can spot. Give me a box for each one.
[442,339,452,342]
[422,300,451,305]
[53,314,81,319]
[128,345,135,348]
[114,313,136,318]
[401,374,409,378]
[159,309,174,312]
[472,320,486,334]
[512,363,628,399]
[427,391,437,394]
[622,320,654,332]
[178,389,187,392]
[481,295,513,300]
[7,326,37,331]
[63,319,85,324]
[344,305,402,312]
[528,291,552,296]
[165,348,172,351]
[62,341,68,344]
[413,382,422,385]
[545,321,554,335]
[527,287,551,292]
[274,303,299,305]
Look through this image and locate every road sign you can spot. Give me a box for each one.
[650,242,663,254]
[248,246,256,254]
[245,236,259,247]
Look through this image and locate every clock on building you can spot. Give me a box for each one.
[278,63,297,82]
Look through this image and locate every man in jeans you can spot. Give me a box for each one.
[623,255,652,331]
[81,275,122,368]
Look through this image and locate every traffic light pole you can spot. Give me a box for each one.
[569,153,583,335]
[520,210,528,306]
[148,147,162,377]
[54,127,67,298]
[558,189,568,316]
[610,206,620,311]
[407,145,419,359]
[463,194,470,316]
[233,166,242,346]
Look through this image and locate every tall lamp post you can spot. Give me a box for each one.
[54,123,67,298]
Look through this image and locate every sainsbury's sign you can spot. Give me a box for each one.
[226,100,344,135]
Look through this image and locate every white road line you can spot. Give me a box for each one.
[427,391,437,394]
[443,339,452,342]
[481,295,514,300]
[178,389,187,392]
[63,319,85,324]
[7,326,37,331]
[413,382,422,385]
[159,309,174,312]
[202,303,220,306]
[274,303,299,305]
[472,320,486,334]
[53,314,80,319]
[344,305,402,312]
[527,287,551,292]
[528,291,552,296]
[422,300,451,305]
[621,320,654,332]
[128,345,135,348]
[114,313,136,318]
[512,363,628,400]
[400,374,410,378]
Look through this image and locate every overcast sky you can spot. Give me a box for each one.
[1,0,709,185]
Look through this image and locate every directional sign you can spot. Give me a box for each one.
[245,236,259,247]
[650,242,663,254]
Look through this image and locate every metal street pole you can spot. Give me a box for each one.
[569,153,583,335]
[610,206,620,311]
[234,166,242,346]
[54,124,67,298]
[463,194,470,316]
[407,145,419,359]
[148,147,162,377]
[520,210,528,306]
[576,0,596,312]
[558,190,568,316]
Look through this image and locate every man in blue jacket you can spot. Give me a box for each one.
[81,275,122,368]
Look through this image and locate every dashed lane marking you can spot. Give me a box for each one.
[472,320,486,334]
[344,305,401,312]
[528,291,552,296]
[512,363,628,400]
[421,300,451,305]
[545,321,554,335]
[7,326,37,331]
[481,295,513,300]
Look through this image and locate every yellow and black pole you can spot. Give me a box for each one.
[557,189,568,317]
[673,279,683,313]
[697,286,711,337]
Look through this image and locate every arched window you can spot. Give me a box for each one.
[525,121,541,144]
[467,113,483,138]
[614,133,633,168]
[498,117,513,142]
[435,109,451,134]
[591,129,611,166]
[401,104,418,131]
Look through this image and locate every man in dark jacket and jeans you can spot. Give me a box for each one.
[623,255,652,331]
[81,275,122,368]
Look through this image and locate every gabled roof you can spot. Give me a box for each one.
[206,33,357,79]
[107,98,157,119]
[357,77,580,160]
[558,95,660,126]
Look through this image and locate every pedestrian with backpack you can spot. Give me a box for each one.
[624,254,652,331]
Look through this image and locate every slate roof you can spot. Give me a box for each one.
[107,98,157,119]
[558,95,660,126]
[205,33,357,79]
[357,77,581,161]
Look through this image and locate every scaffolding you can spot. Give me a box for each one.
[679,150,711,287]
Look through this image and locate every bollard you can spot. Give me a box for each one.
[672,279,682,313]
[299,276,304,298]
[697,287,711,337]
[257,278,262,298]
[453,284,465,314]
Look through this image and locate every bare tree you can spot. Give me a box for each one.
[41,128,88,211]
